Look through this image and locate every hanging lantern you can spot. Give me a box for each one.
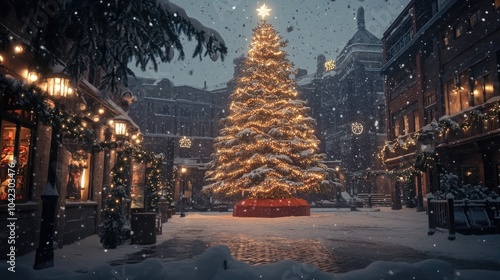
[113,115,129,138]
[41,75,74,97]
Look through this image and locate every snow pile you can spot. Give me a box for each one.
[2,245,499,280]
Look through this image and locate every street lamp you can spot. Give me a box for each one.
[34,74,73,270]
[180,167,187,217]
[416,132,434,212]
[113,115,130,140]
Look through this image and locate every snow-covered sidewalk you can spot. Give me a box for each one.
[5,207,500,279]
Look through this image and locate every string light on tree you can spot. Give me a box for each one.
[204,4,334,206]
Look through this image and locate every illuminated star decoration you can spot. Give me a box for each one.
[256,4,271,19]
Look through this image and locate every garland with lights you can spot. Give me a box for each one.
[145,153,167,212]
[379,101,500,164]
[0,72,94,146]
[99,140,167,248]
[100,147,130,249]
[1,72,169,248]
[205,16,334,201]
[373,102,500,185]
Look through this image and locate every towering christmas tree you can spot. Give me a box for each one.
[205,5,334,215]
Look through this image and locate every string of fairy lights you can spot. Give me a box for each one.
[379,101,500,163]
[205,7,334,200]
[373,101,500,182]
[1,72,171,248]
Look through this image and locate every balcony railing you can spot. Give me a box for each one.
[386,28,412,61]
[380,133,418,164]
[440,115,500,145]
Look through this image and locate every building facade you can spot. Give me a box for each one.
[302,7,386,195]
[128,77,229,207]
[381,0,500,208]
[0,1,143,259]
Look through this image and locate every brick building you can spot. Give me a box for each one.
[381,0,500,208]
[297,7,386,195]
[0,1,141,259]
[127,77,229,207]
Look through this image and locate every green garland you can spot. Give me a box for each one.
[379,101,500,163]
[0,72,94,146]
[1,72,170,249]
[145,153,165,212]
[99,141,169,248]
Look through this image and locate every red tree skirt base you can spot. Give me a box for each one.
[233,198,310,218]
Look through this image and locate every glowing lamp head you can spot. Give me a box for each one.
[14,45,24,54]
[113,115,129,138]
[41,76,74,97]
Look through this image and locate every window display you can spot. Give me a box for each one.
[131,162,146,209]
[0,120,32,202]
[66,150,89,201]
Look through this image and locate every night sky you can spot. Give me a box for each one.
[133,0,410,88]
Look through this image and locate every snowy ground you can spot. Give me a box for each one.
[4,207,500,279]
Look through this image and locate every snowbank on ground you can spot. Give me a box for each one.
[2,245,499,280]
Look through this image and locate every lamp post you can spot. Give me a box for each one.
[113,115,131,219]
[180,167,187,217]
[416,132,435,212]
[34,75,73,269]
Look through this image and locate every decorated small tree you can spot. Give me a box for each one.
[204,5,334,217]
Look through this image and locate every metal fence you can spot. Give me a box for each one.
[427,194,500,240]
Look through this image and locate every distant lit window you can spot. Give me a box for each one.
[469,10,480,28]
[393,118,401,137]
[473,73,495,104]
[495,0,500,9]
[454,23,463,38]
[403,114,410,135]
[445,71,471,115]
[442,33,450,46]
[446,79,460,114]
[414,111,420,132]
[461,166,480,186]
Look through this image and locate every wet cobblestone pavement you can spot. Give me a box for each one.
[110,231,500,273]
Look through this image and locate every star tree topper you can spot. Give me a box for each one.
[256,4,271,19]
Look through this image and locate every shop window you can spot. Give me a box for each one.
[0,120,32,203]
[131,162,146,209]
[66,150,90,201]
